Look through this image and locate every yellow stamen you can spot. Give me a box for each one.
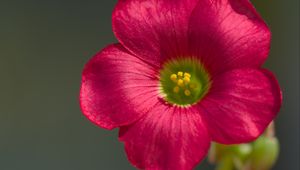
[170,74,177,82]
[177,71,183,77]
[173,86,180,93]
[184,72,191,78]
[177,79,184,87]
[184,89,191,96]
[183,77,190,84]
[170,71,195,97]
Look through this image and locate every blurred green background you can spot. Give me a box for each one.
[0,0,299,170]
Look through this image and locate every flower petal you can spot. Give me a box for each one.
[198,69,282,144]
[112,0,199,66]
[80,44,159,130]
[188,0,271,74]
[119,104,210,170]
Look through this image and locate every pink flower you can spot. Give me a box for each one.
[80,0,282,169]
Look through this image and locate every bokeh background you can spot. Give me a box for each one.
[0,0,299,170]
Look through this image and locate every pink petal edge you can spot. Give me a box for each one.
[198,68,282,144]
[119,104,211,170]
[187,0,271,75]
[80,44,159,130]
[112,0,200,67]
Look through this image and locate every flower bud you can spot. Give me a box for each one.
[231,144,252,162]
[208,143,232,163]
[208,142,252,164]
[249,136,279,170]
[216,156,234,170]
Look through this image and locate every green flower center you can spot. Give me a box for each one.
[159,58,211,106]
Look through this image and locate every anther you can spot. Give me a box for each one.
[183,77,190,84]
[177,71,183,77]
[184,72,191,78]
[177,79,184,87]
[170,74,177,82]
[173,86,180,93]
[184,89,191,96]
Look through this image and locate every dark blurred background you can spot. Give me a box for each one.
[0,0,299,170]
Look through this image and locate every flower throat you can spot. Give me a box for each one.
[159,58,211,106]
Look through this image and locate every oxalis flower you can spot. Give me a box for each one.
[80,0,282,169]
